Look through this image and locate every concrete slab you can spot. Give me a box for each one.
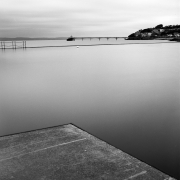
[0,124,176,180]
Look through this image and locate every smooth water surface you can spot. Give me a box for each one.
[0,39,180,178]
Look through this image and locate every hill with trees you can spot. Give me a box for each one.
[126,24,180,41]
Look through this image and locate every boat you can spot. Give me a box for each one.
[67,36,75,41]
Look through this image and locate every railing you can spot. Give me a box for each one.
[0,41,26,49]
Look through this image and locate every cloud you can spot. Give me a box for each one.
[0,0,179,37]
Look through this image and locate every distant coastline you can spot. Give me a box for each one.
[126,24,180,41]
[0,37,68,41]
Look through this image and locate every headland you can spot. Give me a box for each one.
[126,24,180,42]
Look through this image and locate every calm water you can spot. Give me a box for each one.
[0,39,180,178]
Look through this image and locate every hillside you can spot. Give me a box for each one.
[126,24,180,40]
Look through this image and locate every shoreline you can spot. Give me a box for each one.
[126,37,180,42]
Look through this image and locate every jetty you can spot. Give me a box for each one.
[69,36,126,40]
[0,41,26,49]
[0,124,176,179]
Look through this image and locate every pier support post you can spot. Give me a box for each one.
[23,41,26,49]
[12,41,14,49]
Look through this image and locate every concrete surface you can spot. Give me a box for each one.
[0,124,176,180]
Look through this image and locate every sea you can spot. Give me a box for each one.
[0,38,179,179]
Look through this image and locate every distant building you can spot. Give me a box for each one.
[167,34,173,37]
[135,31,141,37]
[152,29,160,35]
[141,33,146,37]
[174,32,180,37]
[159,29,165,33]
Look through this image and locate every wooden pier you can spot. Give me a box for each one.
[0,41,26,49]
[0,124,176,179]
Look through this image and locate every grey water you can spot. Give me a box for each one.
[0,39,180,179]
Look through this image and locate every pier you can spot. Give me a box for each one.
[0,124,176,179]
[0,41,26,49]
[74,36,126,40]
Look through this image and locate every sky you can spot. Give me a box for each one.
[0,0,179,37]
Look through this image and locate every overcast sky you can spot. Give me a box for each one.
[0,0,179,37]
